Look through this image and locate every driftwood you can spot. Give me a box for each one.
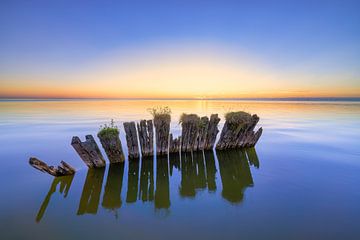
[169,134,181,153]
[216,112,262,150]
[154,114,171,156]
[137,119,154,157]
[29,157,76,176]
[71,135,106,168]
[123,121,140,159]
[97,132,125,163]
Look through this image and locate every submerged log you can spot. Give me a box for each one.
[97,130,125,163]
[29,157,76,176]
[137,119,154,157]
[216,112,262,150]
[169,134,181,153]
[180,114,201,152]
[71,135,106,168]
[204,114,220,150]
[154,114,171,156]
[124,121,140,159]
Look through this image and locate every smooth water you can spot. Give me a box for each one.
[0,100,359,240]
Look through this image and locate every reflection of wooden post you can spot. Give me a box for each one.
[139,158,154,202]
[77,168,105,215]
[204,150,217,191]
[246,147,260,168]
[102,163,125,210]
[179,152,196,197]
[137,120,154,157]
[124,122,140,159]
[98,132,125,163]
[36,175,74,222]
[71,135,106,168]
[155,156,170,209]
[216,149,253,203]
[126,159,140,203]
[154,114,171,156]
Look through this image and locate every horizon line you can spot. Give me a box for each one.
[1,97,360,102]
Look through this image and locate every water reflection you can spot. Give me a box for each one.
[36,175,74,222]
[155,156,170,209]
[217,150,254,203]
[126,159,140,203]
[139,157,154,202]
[36,148,260,221]
[102,163,125,212]
[77,168,105,215]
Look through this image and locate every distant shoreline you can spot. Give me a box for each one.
[1,97,360,102]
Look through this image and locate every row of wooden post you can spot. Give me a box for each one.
[71,113,263,168]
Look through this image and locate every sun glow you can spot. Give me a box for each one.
[1,44,359,99]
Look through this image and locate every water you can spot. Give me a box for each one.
[0,100,359,240]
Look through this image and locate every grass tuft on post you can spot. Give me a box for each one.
[98,119,119,138]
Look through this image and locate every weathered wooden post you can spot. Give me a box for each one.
[195,116,209,151]
[123,121,140,159]
[169,133,181,153]
[153,113,171,156]
[29,157,76,176]
[97,127,125,163]
[180,114,200,152]
[216,111,262,150]
[204,114,220,150]
[137,119,154,157]
[71,135,106,168]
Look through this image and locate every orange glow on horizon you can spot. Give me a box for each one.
[1,44,359,99]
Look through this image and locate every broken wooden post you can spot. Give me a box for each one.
[123,121,140,159]
[180,114,200,152]
[97,128,125,163]
[71,135,106,168]
[195,116,209,151]
[29,157,76,176]
[216,111,262,150]
[169,133,181,153]
[137,119,154,157]
[153,114,171,156]
[204,114,220,150]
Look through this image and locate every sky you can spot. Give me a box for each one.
[0,0,359,99]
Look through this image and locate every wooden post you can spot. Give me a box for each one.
[180,114,200,152]
[123,121,140,159]
[216,112,262,150]
[154,114,171,156]
[29,157,76,176]
[169,133,181,153]
[195,116,209,151]
[204,114,220,150]
[137,119,154,157]
[97,131,125,163]
[71,135,106,168]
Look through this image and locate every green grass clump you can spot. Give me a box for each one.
[224,111,252,128]
[98,119,119,138]
[148,106,171,123]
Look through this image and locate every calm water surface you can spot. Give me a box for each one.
[0,100,359,240]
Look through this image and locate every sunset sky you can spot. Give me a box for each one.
[0,0,359,99]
